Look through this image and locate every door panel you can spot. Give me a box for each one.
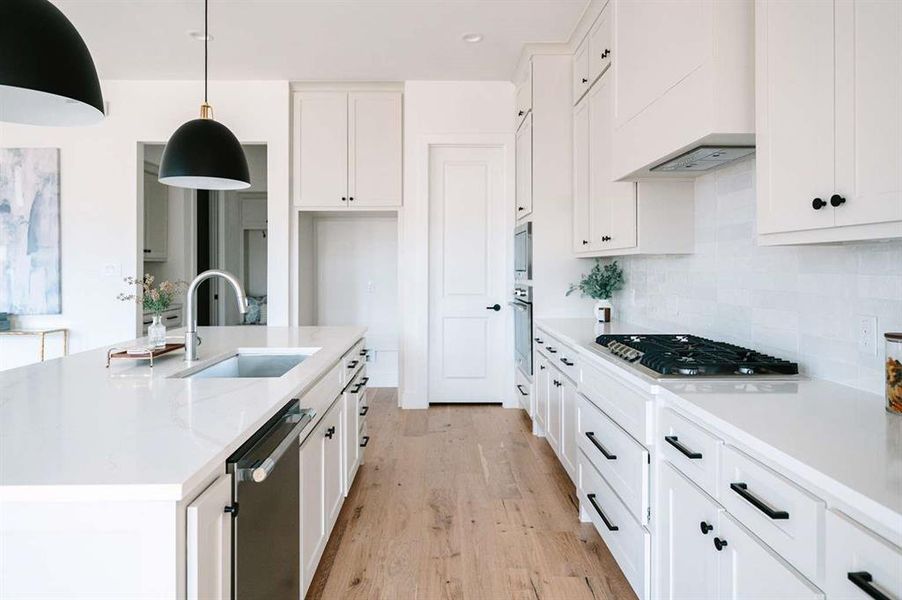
[300,425,325,591]
[573,100,591,253]
[535,357,549,432]
[560,379,578,481]
[546,368,562,452]
[428,146,506,403]
[757,0,835,233]
[186,474,232,600]
[834,0,902,226]
[348,92,402,207]
[295,92,348,207]
[659,463,720,600]
[324,401,344,529]
[516,115,533,217]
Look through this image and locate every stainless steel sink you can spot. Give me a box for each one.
[175,348,319,379]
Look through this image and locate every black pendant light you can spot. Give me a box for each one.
[159,0,250,190]
[0,0,105,126]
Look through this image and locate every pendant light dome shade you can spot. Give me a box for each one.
[159,117,250,190]
[0,0,105,126]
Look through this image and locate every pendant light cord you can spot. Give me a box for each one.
[204,0,208,103]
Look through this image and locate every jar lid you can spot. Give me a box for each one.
[886,332,902,341]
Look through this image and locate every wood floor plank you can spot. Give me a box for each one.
[308,389,637,600]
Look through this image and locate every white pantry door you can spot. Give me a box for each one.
[428,146,506,403]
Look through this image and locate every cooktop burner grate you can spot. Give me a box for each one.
[595,334,799,376]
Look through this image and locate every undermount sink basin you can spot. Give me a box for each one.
[176,348,319,379]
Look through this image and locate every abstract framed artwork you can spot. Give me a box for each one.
[0,148,62,314]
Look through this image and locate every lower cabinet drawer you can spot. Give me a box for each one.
[826,509,902,599]
[579,450,649,600]
[341,339,366,386]
[720,445,824,583]
[515,370,533,416]
[659,407,721,498]
[577,394,649,524]
[580,359,653,445]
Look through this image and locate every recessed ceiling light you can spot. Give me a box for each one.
[462,33,483,44]
[188,30,213,42]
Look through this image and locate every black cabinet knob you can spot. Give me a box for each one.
[714,537,728,551]
[582,240,589,245]
[700,521,713,535]
[601,235,612,242]
[342,197,347,202]
[582,78,588,83]
[517,206,525,211]
[518,110,525,116]
[830,194,846,207]
[812,197,827,210]
[602,49,610,58]
[349,196,355,202]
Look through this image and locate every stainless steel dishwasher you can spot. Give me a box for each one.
[226,399,314,600]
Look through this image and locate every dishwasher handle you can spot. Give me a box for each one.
[239,409,315,483]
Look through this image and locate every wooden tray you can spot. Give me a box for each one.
[106,343,185,368]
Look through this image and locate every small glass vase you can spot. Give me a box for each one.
[147,314,167,348]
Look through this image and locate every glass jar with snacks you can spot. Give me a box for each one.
[887,333,902,415]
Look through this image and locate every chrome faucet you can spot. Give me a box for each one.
[184,269,249,361]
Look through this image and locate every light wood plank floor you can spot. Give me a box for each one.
[308,389,637,600]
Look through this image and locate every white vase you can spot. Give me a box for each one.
[147,314,167,348]
[594,299,612,323]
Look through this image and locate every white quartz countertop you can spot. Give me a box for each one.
[535,317,902,537]
[0,326,365,502]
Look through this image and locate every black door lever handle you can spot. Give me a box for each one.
[486,304,501,311]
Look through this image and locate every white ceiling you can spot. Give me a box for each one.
[55,0,586,81]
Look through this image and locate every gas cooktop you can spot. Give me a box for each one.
[595,334,799,378]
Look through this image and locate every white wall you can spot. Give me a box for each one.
[314,214,399,386]
[399,81,515,408]
[0,80,290,370]
[614,157,902,395]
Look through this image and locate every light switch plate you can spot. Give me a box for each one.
[858,315,878,357]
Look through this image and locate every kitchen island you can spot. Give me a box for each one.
[0,325,367,599]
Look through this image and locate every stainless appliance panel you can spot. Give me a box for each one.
[513,285,533,376]
[514,222,532,281]
[227,400,313,600]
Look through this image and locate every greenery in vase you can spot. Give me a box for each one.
[566,260,625,301]
[118,274,186,316]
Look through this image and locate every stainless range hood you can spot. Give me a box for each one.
[650,145,756,173]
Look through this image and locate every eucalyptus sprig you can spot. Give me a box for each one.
[566,260,625,300]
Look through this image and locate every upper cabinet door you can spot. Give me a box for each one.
[756,0,836,234]
[515,62,533,128]
[573,100,591,253]
[347,92,403,207]
[516,114,534,218]
[588,5,613,84]
[834,0,902,227]
[294,92,348,207]
[572,39,590,105]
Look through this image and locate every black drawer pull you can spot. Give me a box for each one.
[359,348,368,357]
[585,432,616,460]
[325,426,335,440]
[700,521,713,535]
[359,405,369,416]
[360,435,370,448]
[848,572,891,600]
[545,346,558,354]
[665,435,702,459]
[534,337,544,344]
[516,384,529,397]
[347,360,359,369]
[560,358,575,367]
[166,315,178,321]
[714,537,728,551]
[352,378,368,393]
[730,482,789,520]
[586,493,618,531]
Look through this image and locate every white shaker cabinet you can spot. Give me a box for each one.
[572,99,591,252]
[572,39,590,105]
[559,376,578,483]
[535,355,550,435]
[515,61,533,129]
[756,0,902,244]
[546,366,563,454]
[587,3,613,85]
[323,400,344,531]
[186,474,233,600]
[293,90,402,209]
[515,114,534,218]
[300,415,326,595]
[825,509,902,599]
[658,463,721,600]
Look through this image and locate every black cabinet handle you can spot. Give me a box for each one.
[585,432,617,460]
[553,380,562,388]
[848,572,891,600]
[486,304,501,311]
[560,358,575,367]
[516,384,529,397]
[714,537,728,551]
[325,426,335,440]
[601,235,612,242]
[166,315,178,321]
[602,49,611,58]
[586,493,618,531]
[539,364,546,370]
[700,521,713,535]
[581,77,588,83]
[359,348,368,357]
[582,240,589,245]
[730,482,789,520]
[143,249,151,253]
[812,197,827,210]
[360,405,369,416]
[518,110,525,116]
[534,337,544,344]
[545,346,558,354]
[665,435,702,459]
[347,360,359,369]
[830,194,846,207]
[224,503,239,517]
[360,435,370,448]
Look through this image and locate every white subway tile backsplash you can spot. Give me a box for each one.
[613,158,902,395]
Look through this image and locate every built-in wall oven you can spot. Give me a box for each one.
[512,285,533,376]
[514,222,532,281]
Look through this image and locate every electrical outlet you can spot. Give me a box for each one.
[858,315,878,357]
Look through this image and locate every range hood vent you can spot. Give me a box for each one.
[650,145,755,173]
